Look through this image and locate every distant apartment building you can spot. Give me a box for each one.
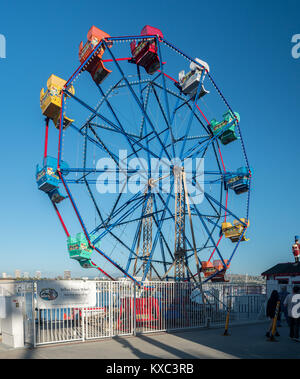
[35,271,42,279]
[2,273,7,279]
[14,269,21,279]
[23,272,29,279]
[64,270,71,280]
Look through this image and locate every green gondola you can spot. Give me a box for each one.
[210,111,240,145]
[67,232,93,265]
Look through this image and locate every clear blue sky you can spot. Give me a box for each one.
[0,0,299,278]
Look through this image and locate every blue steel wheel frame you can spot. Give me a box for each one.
[42,31,252,284]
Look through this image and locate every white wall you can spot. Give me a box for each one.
[266,275,300,297]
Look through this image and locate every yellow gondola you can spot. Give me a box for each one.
[221,218,249,242]
[40,74,75,129]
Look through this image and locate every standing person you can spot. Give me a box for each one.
[278,286,289,326]
[266,290,280,338]
[284,286,300,341]
[292,236,300,263]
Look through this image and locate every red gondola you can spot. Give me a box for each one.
[130,25,163,75]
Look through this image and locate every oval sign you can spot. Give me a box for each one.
[39,288,58,301]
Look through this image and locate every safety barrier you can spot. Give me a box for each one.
[0,280,266,347]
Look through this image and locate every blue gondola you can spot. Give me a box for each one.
[47,188,66,204]
[36,156,68,203]
[224,167,251,195]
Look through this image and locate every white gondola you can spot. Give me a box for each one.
[178,58,210,99]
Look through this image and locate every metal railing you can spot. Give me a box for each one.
[0,280,266,347]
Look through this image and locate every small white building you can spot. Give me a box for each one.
[262,262,300,297]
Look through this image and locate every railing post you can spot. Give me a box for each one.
[206,316,211,329]
[133,281,136,336]
[109,282,113,337]
[248,296,250,320]
[82,306,85,342]
[32,281,36,348]
[223,297,231,336]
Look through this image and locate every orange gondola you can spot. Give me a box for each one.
[79,26,112,84]
[202,260,230,282]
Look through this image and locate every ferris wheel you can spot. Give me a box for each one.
[36,25,252,284]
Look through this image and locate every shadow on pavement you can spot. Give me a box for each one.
[113,335,156,359]
[135,334,200,359]
[163,322,300,359]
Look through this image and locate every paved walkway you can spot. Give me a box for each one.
[0,322,299,359]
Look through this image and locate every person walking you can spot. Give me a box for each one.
[266,290,280,338]
[284,286,300,341]
[278,286,289,326]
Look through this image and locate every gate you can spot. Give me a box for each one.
[19,282,35,345]
[83,281,134,340]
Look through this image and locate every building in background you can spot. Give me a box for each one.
[23,272,29,279]
[2,273,7,279]
[14,269,21,279]
[226,274,265,284]
[35,271,42,279]
[262,262,300,296]
[64,270,71,280]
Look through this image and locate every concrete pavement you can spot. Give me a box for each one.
[0,322,299,359]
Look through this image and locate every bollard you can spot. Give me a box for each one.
[206,317,211,329]
[268,301,280,342]
[223,298,231,336]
